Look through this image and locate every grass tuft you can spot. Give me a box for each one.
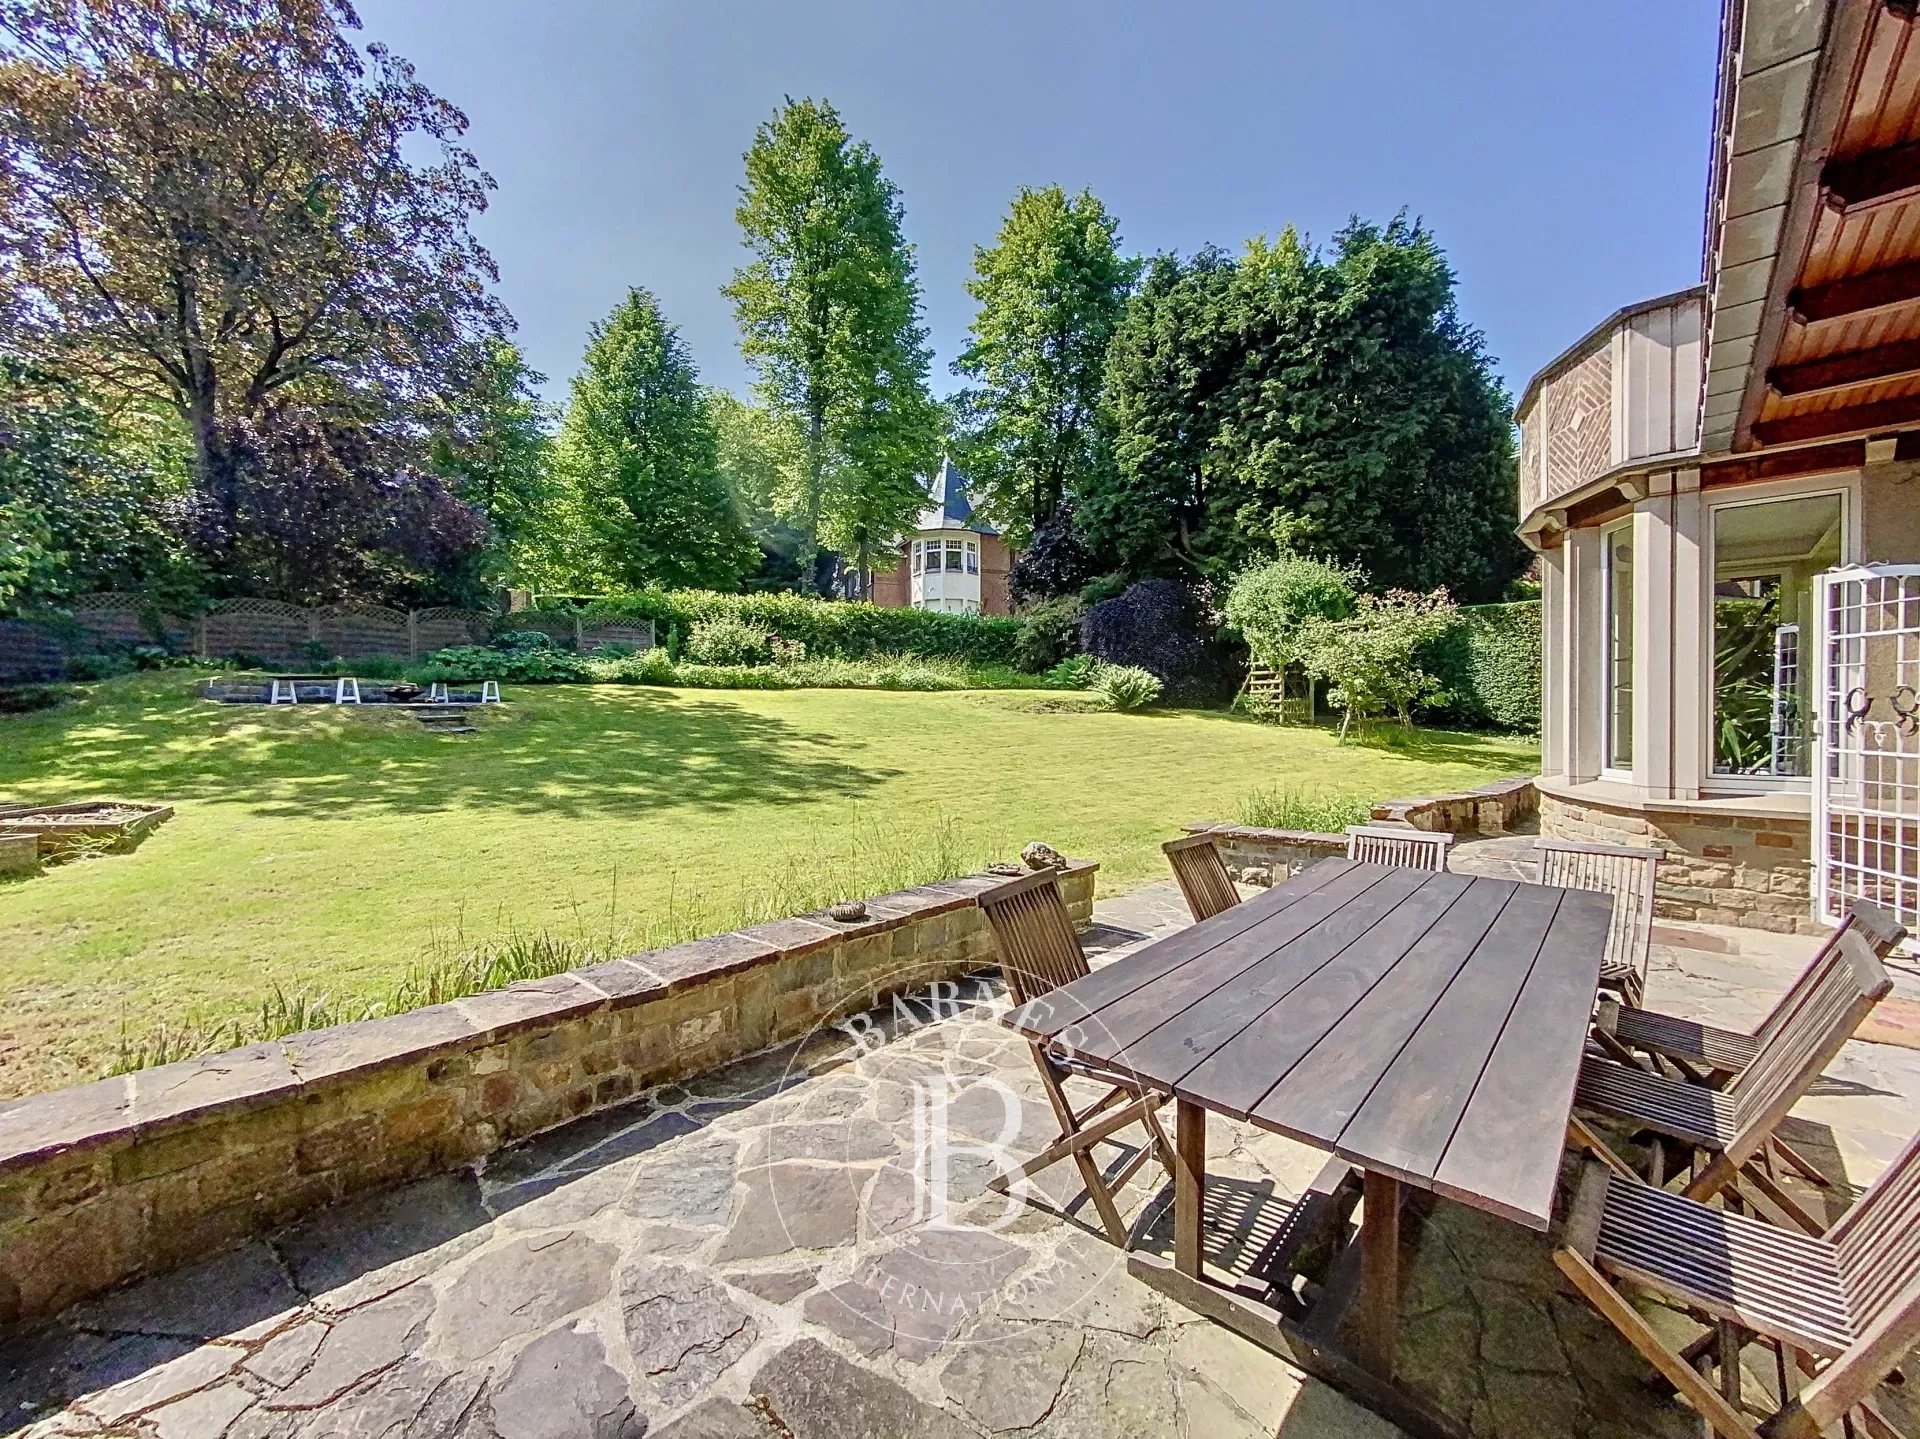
[1235,784,1374,833]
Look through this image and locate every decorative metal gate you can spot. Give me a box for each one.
[1814,564,1920,932]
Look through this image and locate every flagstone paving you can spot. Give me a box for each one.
[3,871,1917,1438]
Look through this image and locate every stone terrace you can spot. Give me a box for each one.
[4,871,1919,1439]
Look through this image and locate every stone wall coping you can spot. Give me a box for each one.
[1182,822,1347,846]
[0,858,1097,1179]
[1535,773,1811,819]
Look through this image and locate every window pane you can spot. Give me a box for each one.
[1604,527,1633,771]
[945,541,962,572]
[1712,493,1842,778]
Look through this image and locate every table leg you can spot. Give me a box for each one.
[1357,1170,1401,1380]
[1173,1100,1206,1278]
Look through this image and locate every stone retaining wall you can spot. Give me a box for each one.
[0,860,1095,1331]
[1180,823,1347,884]
[1183,778,1539,887]
[1539,793,1817,935]
[1372,776,1538,834]
[0,833,38,878]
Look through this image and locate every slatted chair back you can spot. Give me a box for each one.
[1752,902,1910,1050]
[1535,838,1659,986]
[978,870,1092,1008]
[1780,1130,1920,1435]
[1344,825,1452,873]
[1162,833,1241,922]
[1720,927,1892,1165]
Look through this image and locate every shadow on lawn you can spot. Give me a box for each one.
[0,679,900,822]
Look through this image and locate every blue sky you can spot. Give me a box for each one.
[357,1,1719,410]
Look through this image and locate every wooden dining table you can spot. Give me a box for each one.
[1002,856,1615,1439]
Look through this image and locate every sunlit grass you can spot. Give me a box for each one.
[0,671,1536,1096]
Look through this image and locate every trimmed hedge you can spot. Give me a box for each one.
[509,589,1021,665]
[1420,600,1541,734]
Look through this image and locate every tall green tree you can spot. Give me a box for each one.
[427,340,555,585]
[723,97,939,593]
[1091,218,1524,601]
[0,358,191,614]
[951,186,1137,540]
[547,289,756,592]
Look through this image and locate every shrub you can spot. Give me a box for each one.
[517,588,1022,665]
[1092,663,1162,711]
[768,635,808,666]
[1014,595,1085,673]
[1009,506,1095,604]
[1418,601,1540,733]
[495,630,557,651]
[64,650,135,681]
[412,645,592,684]
[1295,588,1457,737]
[0,682,75,713]
[1079,578,1214,702]
[683,615,774,666]
[1046,654,1100,689]
[1222,555,1360,669]
[589,648,676,683]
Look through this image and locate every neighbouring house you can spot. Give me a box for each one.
[1521,0,1920,936]
[869,457,1014,616]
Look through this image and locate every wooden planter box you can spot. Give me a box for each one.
[0,801,174,859]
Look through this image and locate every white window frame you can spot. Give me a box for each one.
[1701,476,1857,796]
[1600,518,1635,782]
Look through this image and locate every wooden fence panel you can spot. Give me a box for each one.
[313,604,410,659]
[200,599,311,667]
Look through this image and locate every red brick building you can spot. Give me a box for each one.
[869,458,1014,616]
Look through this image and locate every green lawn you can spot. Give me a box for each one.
[0,672,1536,1097]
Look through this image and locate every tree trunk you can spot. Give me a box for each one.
[798,406,825,595]
[855,536,871,601]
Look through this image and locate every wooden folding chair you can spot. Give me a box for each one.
[1554,1129,1920,1439]
[1161,833,1242,923]
[1606,901,1908,1088]
[1537,837,1661,1007]
[1569,927,1894,1235]
[977,870,1176,1247]
[1344,824,1452,872]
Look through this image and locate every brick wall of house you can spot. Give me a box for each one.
[1540,794,1818,935]
[870,548,909,607]
[981,535,1013,616]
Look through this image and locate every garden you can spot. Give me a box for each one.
[0,669,1535,1098]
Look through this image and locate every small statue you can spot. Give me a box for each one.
[827,899,868,923]
[1021,841,1067,871]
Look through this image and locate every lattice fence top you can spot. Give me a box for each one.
[205,597,309,620]
[311,601,409,626]
[69,593,153,612]
[414,607,495,627]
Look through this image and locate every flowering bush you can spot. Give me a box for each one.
[1295,588,1457,737]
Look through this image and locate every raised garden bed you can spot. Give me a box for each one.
[0,800,173,859]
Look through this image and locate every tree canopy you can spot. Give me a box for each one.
[1090,218,1525,601]
[544,288,756,593]
[0,0,508,483]
[723,97,939,592]
[426,340,555,587]
[951,185,1136,542]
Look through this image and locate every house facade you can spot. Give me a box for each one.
[870,458,1014,616]
[1521,0,1920,935]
